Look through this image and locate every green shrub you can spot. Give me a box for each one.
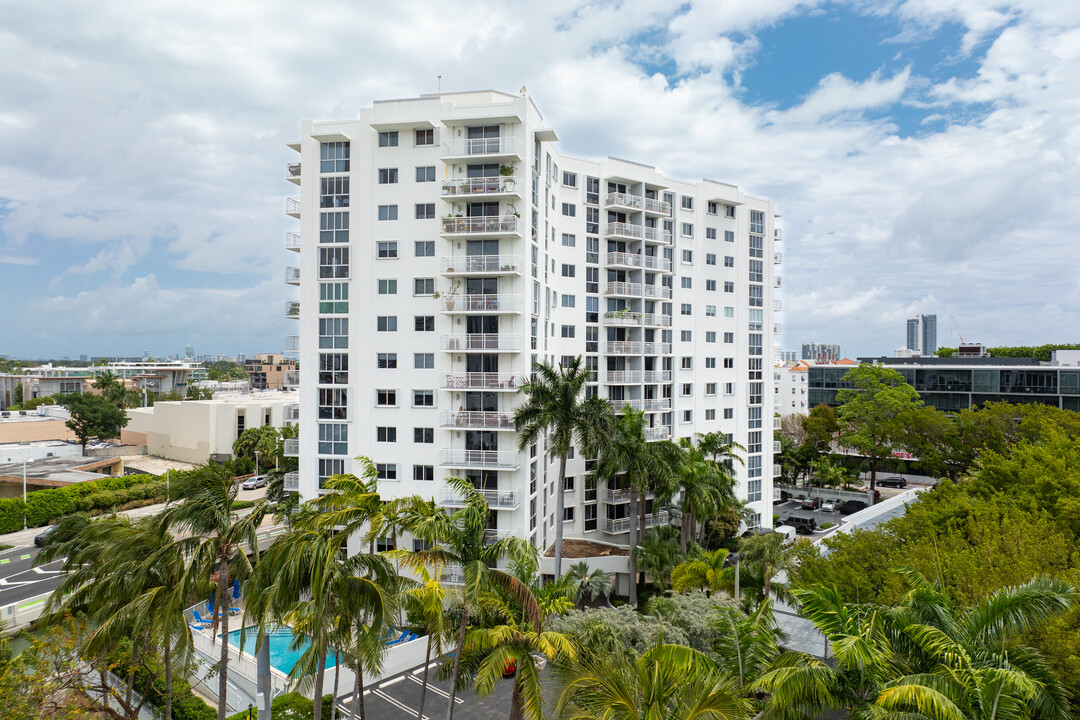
[820,522,836,529]
[232,500,256,511]
[225,693,333,720]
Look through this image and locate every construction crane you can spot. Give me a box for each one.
[951,315,966,344]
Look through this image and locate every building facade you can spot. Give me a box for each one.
[285,90,779,553]
[245,353,299,391]
[801,342,840,364]
[905,314,938,356]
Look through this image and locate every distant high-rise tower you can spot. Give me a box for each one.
[801,342,840,363]
[185,345,194,358]
[905,315,937,356]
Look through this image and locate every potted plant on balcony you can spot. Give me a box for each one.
[433,281,462,310]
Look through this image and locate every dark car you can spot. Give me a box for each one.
[34,524,57,547]
[785,516,817,535]
[838,500,868,515]
[799,497,822,510]
[878,476,907,488]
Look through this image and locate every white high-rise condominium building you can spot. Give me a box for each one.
[283,90,779,553]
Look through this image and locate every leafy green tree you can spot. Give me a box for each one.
[802,403,839,453]
[565,561,613,610]
[12,380,23,407]
[57,392,130,452]
[513,357,614,578]
[836,364,923,490]
[232,424,281,473]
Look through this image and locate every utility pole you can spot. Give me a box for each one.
[22,459,27,530]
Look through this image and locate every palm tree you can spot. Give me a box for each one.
[671,548,730,595]
[675,439,735,553]
[467,587,577,720]
[405,475,539,720]
[565,561,612,610]
[695,430,746,474]
[403,563,451,720]
[555,638,752,720]
[739,531,796,606]
[635,528,681,594]
[710,599,783,690]
[164,462,268,720]
[513,357,614,578]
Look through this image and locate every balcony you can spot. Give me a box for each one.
[441,216,520,236]
[604,222,644,240]
[603,488,634,504]
[603,510,670,535]
[644,197,671,215]
[286,162,302,185]
[774,252,782,264]
[606,252,641,269]
[603,310,641,326]
[643,226,673,245]
[605,370,642,384]
[643,255,672,271]
[484,527,519,543]
[604,193,644,211]
[642,285,672,299]
[285,232,300,251]
[774,440,782,454]
[283,438,299,457]
[285,266,300,285]
[441,373,521,391]
[285,197,300,218]
[440,449,520,469]
[604,281,641,297]
[774,416,782,430]
[285,404,300,422]
[283,371,299,388]
[442,136,522,161]
[285,300,299,319]
[775,228,782,241]
[774,324,782,335]
[441,176,521,198]
[644,426,670,441]
[440,411,515,431]
[642,313,672,327]
[441,563,465,586]
[643,371,671,383]
[284,336,300,353]
[441,294,522,314]
[775,275,782,288]
[605,341,642,355]
[774,465,782,478]
[441,255,522,276]
[774,299,782,311]
[440,334,521,352]
[642,342,672,355]
[440,488,520,510]
[283,471,299,492]
[643,398,671,411]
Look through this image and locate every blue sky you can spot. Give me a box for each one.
[1,0,1078,360]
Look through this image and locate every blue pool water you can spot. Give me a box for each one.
[225,627,337,674]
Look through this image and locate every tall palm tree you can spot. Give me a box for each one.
[403,562,451,720]
[164,462,268,720]
[513,357,614,578]
[554,639,752,720]
[710,599,783,690]
[405,475,539,720]
[739,531,796,606]
[675,439,735,553]
[695,431,746,474]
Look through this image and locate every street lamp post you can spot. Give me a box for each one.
[254,450,260,475]
[22,459,27,530]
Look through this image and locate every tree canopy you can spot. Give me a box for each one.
[58,392,129,451]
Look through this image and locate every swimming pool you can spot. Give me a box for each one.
[225,627,338,674]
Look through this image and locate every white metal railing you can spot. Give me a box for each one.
[775,228,783,240]
[774,324,782,334]
[644,197,671,214]
[617,399,643,412]
[484,527,518,543]
[286,162,301,180]
[774,416,782,430]
[285,232,300,250]
[773,440,782,454]
[442,254,522,274]
[605,341,642,355]
[440,334,521,351]
[285,197,300,215]
[775,275,782,288]
[642,255,671,271]
[773,465,781,478]
[441,563,465,586]
[283,438,299,457]
[283,371,299,387]
[440,411,515,430]
[643,226,673,244]
[775,299,782,311]
[440,449,519,468]
[442,137,521,157]
[285,404,300,421]
[642,313,672,327]
[643,371,671,383]
[285,266,300,284]
[774,252,782,264]
[442,294,521,312]
[440,488,520,509]
[606,370,642,383]
[283,471,299,491]
[644,426,670,441]
[604,192,644,209]
[284,336,300,352]
[603,311,642,325]
[441,216,520,234]
[604,510,670,534]
[442,373,521,390]
[605,221,644,239]
[441,176,519,196]
[604,488,635,504]
[606,251,642,267]
[643,399,671,411]
[643,285,672,299]
[604,281,642,296]
[285,300,299,319]
[642,342,671,354]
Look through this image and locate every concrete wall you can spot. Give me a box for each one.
[0,419,77,444]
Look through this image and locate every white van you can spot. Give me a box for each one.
[774,525,798,545]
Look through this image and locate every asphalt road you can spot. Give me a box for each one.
[0,545,65,607]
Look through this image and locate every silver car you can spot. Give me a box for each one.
[821,499,839,513]
[241,475,267,490]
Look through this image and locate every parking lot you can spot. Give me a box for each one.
[334,663,521,720]
[774,473,936,536]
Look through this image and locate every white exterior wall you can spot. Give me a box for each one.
[774,366,810,418]
[288,90,777,551]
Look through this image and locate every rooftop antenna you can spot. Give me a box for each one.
[438,75,442,93]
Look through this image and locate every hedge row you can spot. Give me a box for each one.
[225,693,333,720]
[0,473,174,534]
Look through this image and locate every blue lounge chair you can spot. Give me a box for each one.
[404,632,417,642]
[193,610,215,625]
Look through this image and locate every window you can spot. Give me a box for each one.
[724,306,735,318]
[378,131,398,147]
[707,201,718,215]
[681,357,693,370]
[680,303,692,316]
[378,205,398,221]
[318,388,348,419]
[377,241,397,259]
[706,331,716,343]
[724,357,734,368]
[724,281,734,293]
[681,196,693,210]
[724,230,734,243]
[750,234,763,258]
[318,247,349,278]
[415,128,434,146]
[706,228,717,240]
[376,463,397,480]
[705,357,716,368]
[415,203,436,219]
[414,353,434,369]
[705,409,716,420]
[413,390,434,407]
[318,423,348,454]
[378,168,398,184]
[706,305,716,316]
[563,507,575,522]
[414,427,434,443]
[561,325,575,338]
[377,316,397,332]
[561,233,576,247]
[320,177,349,208]
[320,141,350,173]
[413,465,434,481]
[586,176,600,204]
[414,278,435,295]
[416,165,436,182]
[562,171,577,187]
[318,459,344,487]
[705,383,717,395]
[585,266,598,293]
[586,206,599,233]
[561,203,576,217]
[724,383,734,395]
[724,256,735,267]
[415,240,434,257]
[414,315,434,331]
[561,264,575,277]
[724,332,734,343]
[681,249,693,263]
[678,330,691,342]
[563,476,575,492]
[706,280,717,291]
[750,209,764,234]
[586,236,599,264]
[318,353,348,384]
[562,294,576,308]
[706,253,716,265]
[318,318,348,349]
[319,282,348,313]
[377,353,397,368]
[320,212,349,243]
[682,410,693,423]
[725,205,735,218]
[724,408,734,419]
[681,277,692,289]
[377,426,397,442]
[681,384,693,398]
[376,389,397,406]
[749,260,763,283]
[681,223,693,237]
[749,284,763,307]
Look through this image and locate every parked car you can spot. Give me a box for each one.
[241,475,267,490]
[821,499,839,513]
[878,476,907,488]
[785,516,817,535]
[34,524,57,547]
[774,525,798,544]
[799,497,822,510]
[838,500,868,515]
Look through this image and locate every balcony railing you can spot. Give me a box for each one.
[440,449,519,469]
[484,527,519,543]
[440,488,520,510]
[285,232,300,250]
[441,176,520,196]
[284,336,300,352]
[643,398,671,411]
[605,370,642,384]
[285,266,300,285]
[603,311,641,326]
[283,371,299,388]
[605,341,642,355]
[440,411,514,430]
[774,324,782,335]
[642,342,672,355]
[774,416,782,430]
[641,313,672,327]
[285,300,299,319]
[774,440,782,454]
[285,197,300,217]
[642,255,672,271]
[774,465,782,478]
[440,334,521,352]
[285,404,300,421]
[442,137,521,157]
[604,192,644,210]
[604,221,644,239]
[604,281,641,296]
[603,488,634,504]
[644,426,671,441]
[774,252,782,264]
[442,373,521,390]
[643,285,672,299]
[643,197,671,214]
[441,216,520,235]
[603,511,670,534]
[441,255,522,274]
[283,438,299,457]
[775,228,783,240]
[283,472,299,492]
[643,371,671,383]
[441,294,521,313]
[441,563,465,586]
[775,275,782,288]
[286,163,301,183]
[606,251,641,268]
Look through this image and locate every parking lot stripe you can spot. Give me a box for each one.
[380,676,405,688]
[373,688,427,720]
[407,674,463,703]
